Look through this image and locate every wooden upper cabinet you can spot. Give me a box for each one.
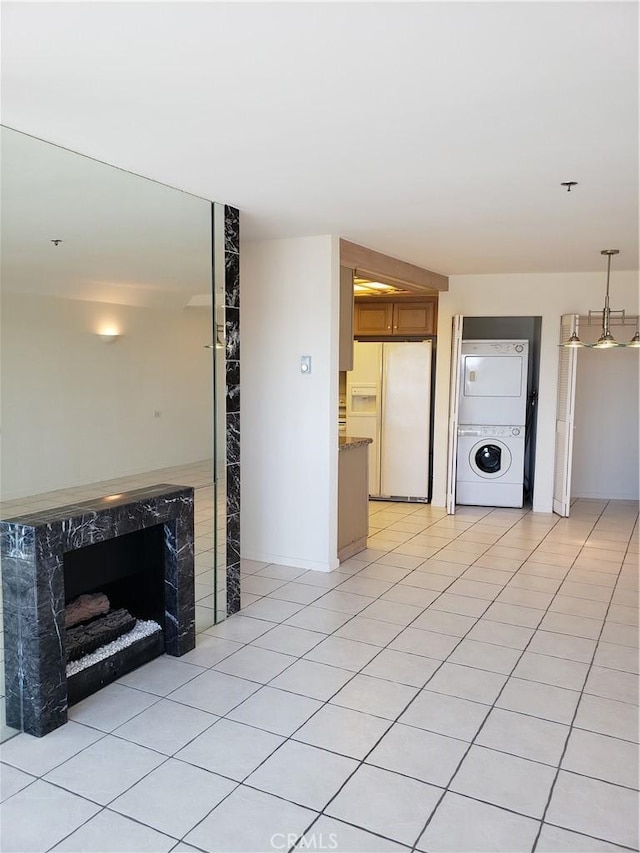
[353,302,394,335]
[393,301,436,335]
[354,297,437,337]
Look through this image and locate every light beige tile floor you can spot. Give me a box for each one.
[0,496,638,852]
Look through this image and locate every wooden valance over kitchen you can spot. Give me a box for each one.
[339,239,449,294]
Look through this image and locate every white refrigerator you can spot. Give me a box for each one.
[346,340,432,499]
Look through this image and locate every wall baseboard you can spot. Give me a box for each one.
[571,491,639,501]
[241,550,340,574]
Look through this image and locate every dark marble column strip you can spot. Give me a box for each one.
[224,205,241,615]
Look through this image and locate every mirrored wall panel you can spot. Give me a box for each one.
[0,127,228,740]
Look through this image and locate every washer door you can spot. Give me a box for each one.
[469,439,512,479]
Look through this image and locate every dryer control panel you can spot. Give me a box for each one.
[463,342,526,355]
[458,425,525,438]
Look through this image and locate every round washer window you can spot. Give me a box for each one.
[469,439,512,479]
[475,444,502,474]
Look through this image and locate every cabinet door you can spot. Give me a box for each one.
[393,301,435,335]
[354,302,394,336]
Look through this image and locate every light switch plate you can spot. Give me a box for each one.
[301,355,312,374]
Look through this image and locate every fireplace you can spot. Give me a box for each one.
[1,484,196,737]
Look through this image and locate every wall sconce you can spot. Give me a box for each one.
[203,324,226,350]
[215,323,226,350]
[96,328,121,344]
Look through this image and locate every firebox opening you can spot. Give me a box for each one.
[63,523,166,628]
[62,523,169,706]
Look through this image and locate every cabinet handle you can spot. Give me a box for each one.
[387,325,392,329]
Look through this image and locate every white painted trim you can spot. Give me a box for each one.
[552,313,579,517]
[446,314,464,514]
[241,550,340,573]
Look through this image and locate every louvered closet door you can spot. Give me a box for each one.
[446,315,464,514]
[553,314,579,517]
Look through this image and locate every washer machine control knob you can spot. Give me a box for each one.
[515,344,524,353]
[512,427,521,436]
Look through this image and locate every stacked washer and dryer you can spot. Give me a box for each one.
[456,340,529,508]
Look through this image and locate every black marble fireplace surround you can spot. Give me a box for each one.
[1,484,195,737]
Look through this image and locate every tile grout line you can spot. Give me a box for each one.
[282,505,578,851]
[531,499,639,852]
[184,511,498,850]
[123,503,634,848]
[214,506,531,850]
[119,510,470,849]
[44,805,184,853]
[406,504,608,852]
[3,497,636,853]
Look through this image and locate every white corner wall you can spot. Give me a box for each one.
[240,236,340,572]
[1,293,213,499]
[431,271,640,513]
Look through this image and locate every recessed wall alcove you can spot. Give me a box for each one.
[1,484,195,737]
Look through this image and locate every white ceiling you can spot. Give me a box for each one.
[2,1,638,275]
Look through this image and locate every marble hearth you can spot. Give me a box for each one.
[1,484,195,737]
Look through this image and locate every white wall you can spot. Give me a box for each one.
[572,325,639,500]
[1,293,213,499]
[432,271,639,512]
[241,236,340,572]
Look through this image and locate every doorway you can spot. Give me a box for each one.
[572,341,639,500]
[447,315,542,513]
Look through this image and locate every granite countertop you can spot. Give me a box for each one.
[339,436,374,451]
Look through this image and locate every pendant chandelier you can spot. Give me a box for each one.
[561,249,640,348]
